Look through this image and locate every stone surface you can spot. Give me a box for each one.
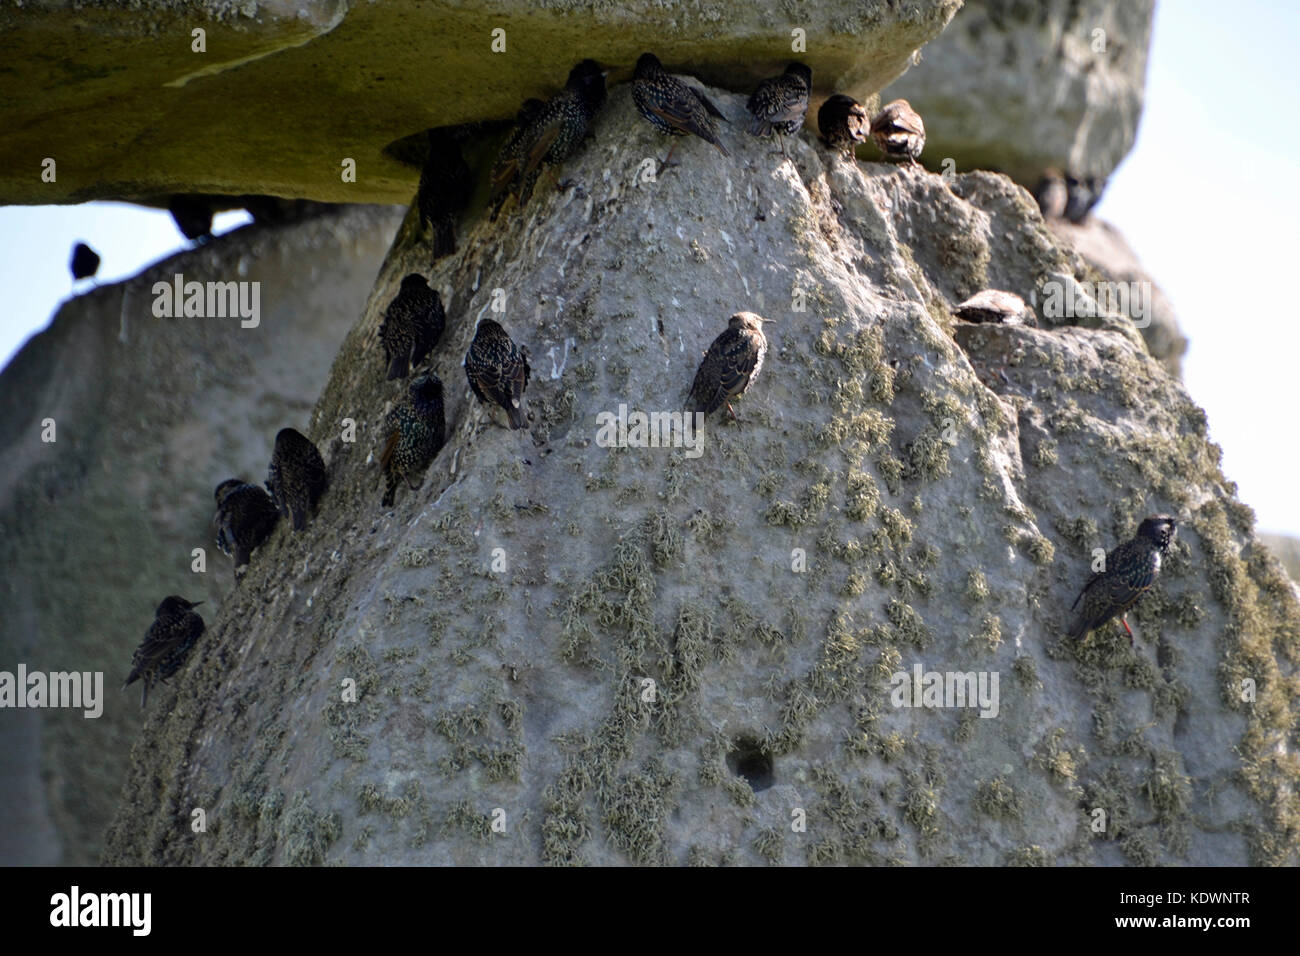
[0,205,402,865]
[0,0,959,206]
[93,81,1300,866]
[881,0,1153,185]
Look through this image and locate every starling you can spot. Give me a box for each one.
[464,319,531,430]
[1067,515,1178,643]
[380,274,445,381]
[381,372,446,507]
[510,60,608,210]
[417,129,473,259]
[870,99,926,165]
[1064,173,1107,224]
[123,596,205,708]
[746,62,813,157]
[167,195,215,242]
[632,52,730,167]
[267,427,328,531]
[1033,168,1068,220]
[213,479,280,569]
[70,242,100,282]
[818,93,869,156]
[489,98,546,222]
[954,290,1030,325]
[686,311,771,419]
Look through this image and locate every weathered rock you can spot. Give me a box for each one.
[882,0,1153,186]
[0,205,402,865]
[1260,534,1300,591]
[99,82,1300,866]
[0,0,960,206]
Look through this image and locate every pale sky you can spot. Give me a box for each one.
[0,0,1296,536]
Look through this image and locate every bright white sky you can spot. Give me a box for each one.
[0,1,1296,536]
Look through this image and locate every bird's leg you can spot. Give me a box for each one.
[771,133,788,158]
[658,140,680,171]
[1121,616,1134,646]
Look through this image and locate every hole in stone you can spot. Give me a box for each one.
[726,736,774,792]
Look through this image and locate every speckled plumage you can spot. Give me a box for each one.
[687,311,770,418]
[417,129,473,259]
[465,319,531,430]
[213,478,279,569]
[509,60,607,210]
[70,242,100,281]
[632,52,729,163]
[380,273,445,381]
[489,98,546,222]
[818,94,869,156]
[1068,515,1178,642]
[746,62,812,155]
[123,596,205,708]
[870,99,925,165]
[381,372,445,507]
[267,427,328,531]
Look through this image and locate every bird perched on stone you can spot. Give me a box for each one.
[381,372,446,507]
[1064,173,1107,224]
[464,319,531,430]
[954,290,1031,325]
[213,479,280,569]
[123,596,205,708]
[1033,168,1068,220]
[266,427,328,531]
[380,273,445,381]
[818,94,869,156]
[746,62,813,157]
[417,128,473,259]
[632,52,730,167]
[687,311,772,420]
[69,242,100,282]
[167,195,215,242]
[1067,515,1178,643]
[870,99,926,165]
[489,98,546,221]
[509,60,607,211]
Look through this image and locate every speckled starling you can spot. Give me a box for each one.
[123,596,205,708]
[746,62,812,157]
[417,129,473,259]
[818,93,869,156]
[510,60,608,210]
[954,290,1030,325]
[686,311,771,419]
[70,242,100,281]
[1064,173,1106,224]
[381,372,446,507]
[213,479,280,569]
[464,319,531,430]
[1033,168,1068,220]
[489,98,546,221]
[1067,515,1178,642]
[870,99,926,165]
[267,427,328,531]
[380,273,445,381]
[632,52,730,167]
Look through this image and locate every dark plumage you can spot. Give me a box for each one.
[70,242,100,281]
[870,99,926,165]
[954,290,1030,325]
[380,274,445,381]
[746,62,812,156]
[1064,173,1107,223]
[417,129,473,259]
[168,195,215,242]
[123,596,205,708]
[508,60,607,211]
[631,52,730,166]
[381,372,446,507]
[213,479,280,569]
[1033,168,1068,220]
[818,94,869,156]
[464,319,531,430]
[1067,515,1178,642]
[267,428,328,531]
[489,98,546,221]
[687,311,771,419]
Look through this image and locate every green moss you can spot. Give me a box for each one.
[753,827,783,865]
[965,570,989,604]
[279,792,341,866]
[975,777,1022,820]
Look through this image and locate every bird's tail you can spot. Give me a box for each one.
[387,352,409,381]
[746,115,771,138]
[291,506,307,532]
[381,480,396,508]
[432,218,456,259]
